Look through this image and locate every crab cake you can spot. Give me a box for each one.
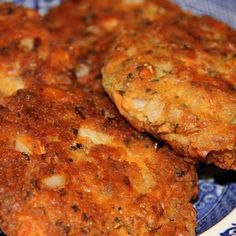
[44,0,181,91]
[0,85,197,236]
[102,13,236,170]
[0,3,76,97]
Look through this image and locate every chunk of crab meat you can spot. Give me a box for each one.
[15,135,45,155]
[132,98,147,111]
[41,174,66,189]
[145,98,165,123]
[19,37,35,51]
[132,97,165,123]
[75,64,90,78]
[0,76,24,96]
[79,127,112,145]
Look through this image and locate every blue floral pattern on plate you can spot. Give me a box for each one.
[0,0,61,14]
[220,223,236,236]
[195,165,236,235]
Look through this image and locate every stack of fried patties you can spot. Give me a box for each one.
[0,0,234,235]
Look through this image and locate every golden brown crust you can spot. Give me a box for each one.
[0,2,199,234]
[0,1,180,95]
[0,3,76,97]
[44,0,181,92]
[0,85,198,235]
[102,13,236,170]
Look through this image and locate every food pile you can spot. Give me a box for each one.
[0,0,235,235]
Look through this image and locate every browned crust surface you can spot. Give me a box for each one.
[102,12,236,170]
[0,3,76,97]
[44,0,181,92]
[0,2,199,235]
[0,85,198,236]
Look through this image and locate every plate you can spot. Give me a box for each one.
[195,165,236,235]
[0,0,235,235]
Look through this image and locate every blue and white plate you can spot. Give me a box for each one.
[195,165,236,235]
[0,0,235,235]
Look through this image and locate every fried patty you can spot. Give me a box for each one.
[102,13,236,170]
[44,0,181,91]
[0,85,198,236]
[0,3,76,97]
